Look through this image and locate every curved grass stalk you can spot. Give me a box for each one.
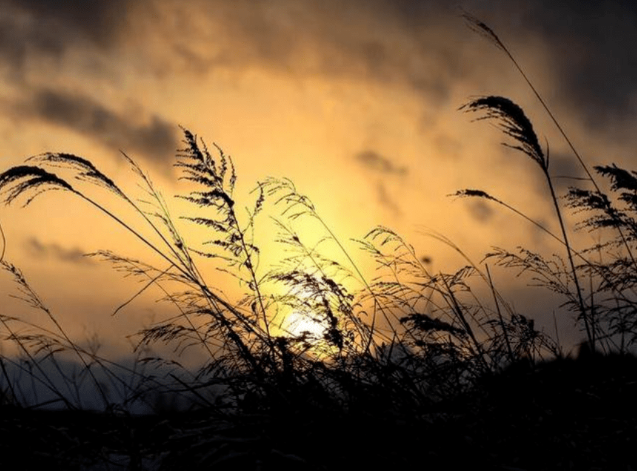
[453,187,637,317]
[460,95,594,348]
[0,163,272,382]
[32,150,270,360]
[464,12,637,282]
[543,165,594,346]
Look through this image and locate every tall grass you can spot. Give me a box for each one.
[0,124,562,414]
[456,14,637,355]
[0,14,636,467]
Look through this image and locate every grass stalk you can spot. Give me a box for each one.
[543,167,594,348]
[485,264,514,363]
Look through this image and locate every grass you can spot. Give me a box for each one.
[0,15,636,470]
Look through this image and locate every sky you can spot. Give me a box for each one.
[2,0,637,363]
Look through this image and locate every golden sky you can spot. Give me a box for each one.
[2,0,637,357]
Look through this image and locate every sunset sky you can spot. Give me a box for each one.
[2,0,637,358]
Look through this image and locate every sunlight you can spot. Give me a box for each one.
[277,309,344,359]
[281,311,329,342]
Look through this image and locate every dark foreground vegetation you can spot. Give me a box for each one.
[1,16,637,470]
[1,349,637,469]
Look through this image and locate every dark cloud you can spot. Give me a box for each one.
[153,0,637,131]
[0,0,130,71]
[356,150,408,176]
[25,88,178,164]
[4,0,635,134]
[465,0,637,127]
[164,0,637,127]
[523,0,637,125]
[165,0,462,103]
[26,238,95,266]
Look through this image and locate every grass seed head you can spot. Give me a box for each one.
[461,96,546,171]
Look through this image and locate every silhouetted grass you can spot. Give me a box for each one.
[0,16,635,470]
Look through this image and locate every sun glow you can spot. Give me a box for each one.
[278,310,343,359]
[281,311,329,341]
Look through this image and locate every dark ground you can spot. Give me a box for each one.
[1,352,636,470]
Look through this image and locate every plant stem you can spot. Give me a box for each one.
[544,169,594,348]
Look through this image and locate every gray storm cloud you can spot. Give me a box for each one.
[521,0,637,126]
[355,150,408,216]
[0,0,180,167]
[148,0,637,133]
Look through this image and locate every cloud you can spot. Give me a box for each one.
[356,150,408,176]
[465,0,637,129]
[0,0,130,72]
[159,0,462,104]
[150,0,637,142]
[25,238,95,266]
[0,1,180,167]
[524,1,637,125]
[4,0,635,135]
[355,149,408,216]
[376,182,402,217]
[24,88,178,164]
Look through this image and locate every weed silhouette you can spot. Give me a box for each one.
[0,15,635,470]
